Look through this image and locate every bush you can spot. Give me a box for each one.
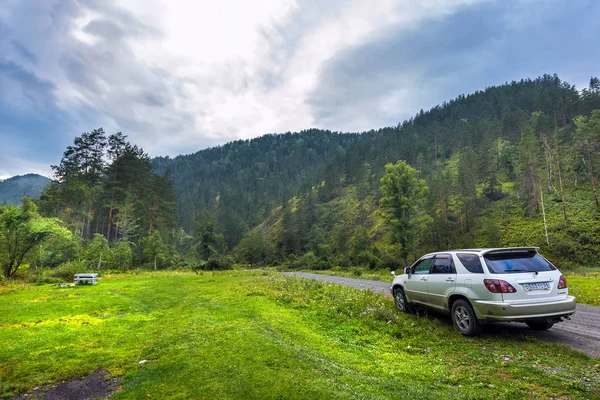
[551,239,576,258]
[378,255,402,271]
[205,258,221,270]
[51,260,87,282]
[294,252,319,270]
[34,275,63,285]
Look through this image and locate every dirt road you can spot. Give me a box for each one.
[282,272,600,358]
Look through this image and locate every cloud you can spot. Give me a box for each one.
[0,0,599,178]
[307,0,600,131]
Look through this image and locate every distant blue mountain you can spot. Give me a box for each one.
[0,174,50,205]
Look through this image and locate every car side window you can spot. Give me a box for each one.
[456,253,484,273]
[431,256,456,274]
[412,258,433,275]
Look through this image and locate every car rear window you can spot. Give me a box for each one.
[456,253,483,273]
[483,251,556,274]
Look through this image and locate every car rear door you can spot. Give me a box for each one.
[426,254,457,310]
[483,250,564,303]
[404,257,433,304]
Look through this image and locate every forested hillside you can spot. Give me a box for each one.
[0,174,49,204]
[151,130,370,243]
[3,74,600,280]
[223,75,600,269]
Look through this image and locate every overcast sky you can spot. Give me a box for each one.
[0,0,598,179]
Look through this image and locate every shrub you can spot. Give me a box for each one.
[549,239,577,260]
[378,255,402,271]
[205,258,222,270]
[51,261,87,282]
[34,275,63,285]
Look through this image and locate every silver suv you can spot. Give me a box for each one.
[390,247,576,336]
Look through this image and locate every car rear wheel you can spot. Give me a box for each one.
[451,299,481,336]
[393,287,412,313]
[526,319,554,330]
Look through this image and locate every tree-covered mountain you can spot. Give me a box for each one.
[151,129,372,246]
[0,174,50,204]
[260,75,600,269]
[9,74,599,277]
[175,74,600,269]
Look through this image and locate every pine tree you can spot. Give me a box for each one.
[380,160,428,266]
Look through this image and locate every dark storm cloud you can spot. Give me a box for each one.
[0,60,57,109]
[11,41,38,64]
[1,0,599,178]
[141,93,167,107]
[0,0,185,177]
[0,0,203,177]
[84,19,127,42]
[308,0,600,131]
[0,59,69,177]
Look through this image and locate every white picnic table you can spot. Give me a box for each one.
[74,273,98,285]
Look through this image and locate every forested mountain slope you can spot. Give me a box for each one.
[238,75,600,269]
[151,129,372,246]
[5,75,600,275]
[0,174,50,204]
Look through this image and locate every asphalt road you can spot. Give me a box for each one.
[282,272,600,358]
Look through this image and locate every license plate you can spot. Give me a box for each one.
[522,282,551,291]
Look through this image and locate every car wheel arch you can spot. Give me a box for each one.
[448,294,471,312]
[392,283,410,299]
[392,283,404,292]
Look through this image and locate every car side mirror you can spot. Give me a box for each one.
[391,270,396,277]
[404,267,411,277]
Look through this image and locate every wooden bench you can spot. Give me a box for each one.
[74,273,98,285]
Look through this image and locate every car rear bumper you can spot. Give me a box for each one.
[472,296,576,321]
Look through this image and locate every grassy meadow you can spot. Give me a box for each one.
[306,268,600,306]
[1,271,599,399]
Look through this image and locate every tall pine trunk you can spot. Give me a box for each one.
[556,154,568,220]
[107,164,118,241]
[528,151,539,213]
[587,143,599,208]
[148,195,156,236]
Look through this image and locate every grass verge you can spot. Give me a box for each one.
[307,268,600,306]
[1,271,599,399]
[566,273,600,306]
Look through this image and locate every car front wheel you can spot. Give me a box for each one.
[451,299,481,336]
[393,287,412,313]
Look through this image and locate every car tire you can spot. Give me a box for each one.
[526,319,554,330]
[451,299,481,336]
[393,287,412,313]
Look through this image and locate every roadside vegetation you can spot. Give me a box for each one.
[567,273,600,306]
[303,267,600,306]
[1,272,599,399]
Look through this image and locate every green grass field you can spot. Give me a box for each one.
[567,273,600,306]
[1,272,599,399]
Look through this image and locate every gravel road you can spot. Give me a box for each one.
[282,272,600,358]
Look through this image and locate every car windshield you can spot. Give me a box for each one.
[484,251,556,274]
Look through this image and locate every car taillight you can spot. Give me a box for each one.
[558,275,568,289]
[484,279,517,293]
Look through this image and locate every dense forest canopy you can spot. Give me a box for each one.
[2,74,600,279]
[151,130,371,236]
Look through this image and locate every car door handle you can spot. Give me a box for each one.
[446,278,455,282]
[420,277,428,281]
